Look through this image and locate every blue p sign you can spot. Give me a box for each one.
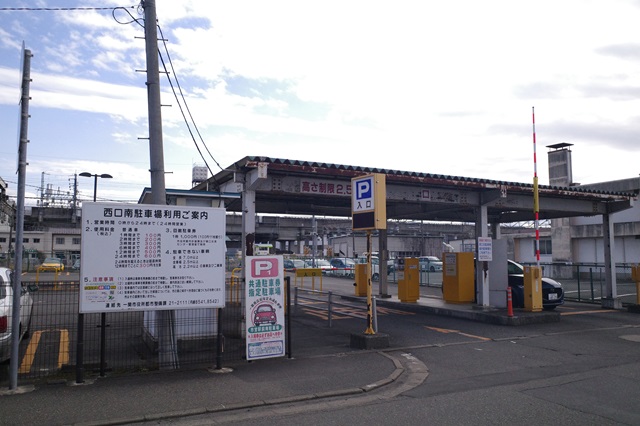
[356,180,371,200]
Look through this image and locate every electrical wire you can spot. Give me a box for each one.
[3,4,225,193]
[0,6,137,12]
[158,24,224,174]
[156,25,224,191]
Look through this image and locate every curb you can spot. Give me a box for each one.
[71,353,406,426]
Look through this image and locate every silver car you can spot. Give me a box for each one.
[0,267,36,362]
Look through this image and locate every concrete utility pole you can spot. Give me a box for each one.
[9,45,32,391]
[143,0,179,369]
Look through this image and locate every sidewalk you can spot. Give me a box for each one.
[0,311,404,426]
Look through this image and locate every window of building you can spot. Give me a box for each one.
[72,237,81,245]
[33,238,40,243]
[55,237,65,245]
[0,237,6,243]
[23,238,29,243]
[535,239,552,255]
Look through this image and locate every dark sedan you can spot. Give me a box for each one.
[507,260,564,310]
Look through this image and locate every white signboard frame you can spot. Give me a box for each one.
[245,255,286,360]
[80,202,226,313]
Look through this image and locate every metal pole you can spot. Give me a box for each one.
[365,231,375,334]
[327,291,332,328]
[372,296,378,333]
[215,308,222,370]
[9,47,31,390]
[143,0,178,370]
[285,276,292,359]
[93,177,107,377]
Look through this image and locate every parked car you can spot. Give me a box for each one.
[304,259,332,273]
[419,256,443,272]
[38,257,64,273]
[507,260,564,310]
[356,256,394,281]
[329,258,356,277]
[283,258,306,272]
[0,267,37,362]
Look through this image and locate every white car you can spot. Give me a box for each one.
[0,267,36,362]
[418,256,443,272]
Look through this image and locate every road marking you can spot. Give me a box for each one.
[19,331,42,374]
[58,329,69,369]
[18,329,69,374]
[425,326,491,341]
[560,309,618,316]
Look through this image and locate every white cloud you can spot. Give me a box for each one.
[1,0,640,205]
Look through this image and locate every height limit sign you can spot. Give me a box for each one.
[351,173,386,230]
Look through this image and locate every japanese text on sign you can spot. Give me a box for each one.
[80,202,226,313]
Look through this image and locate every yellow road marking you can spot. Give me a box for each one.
[425,326,491,341]
[58,329,69,368]
[560,309,618,316]
[19,331,42,374]
[18,329,70,374]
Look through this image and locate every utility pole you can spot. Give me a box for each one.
[71,174,78,223]
[9,45,32,391]
[143,0,178,369]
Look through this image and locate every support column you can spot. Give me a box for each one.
[378,228,390,297]
[601,212,621,309]
[475,205,489,307]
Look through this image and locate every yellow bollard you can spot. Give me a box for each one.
[632,265,640,305]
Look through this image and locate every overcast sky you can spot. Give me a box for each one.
[1,0,639,206]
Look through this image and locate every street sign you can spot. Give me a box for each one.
[351,173,386,230]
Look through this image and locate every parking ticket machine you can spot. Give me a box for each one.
[442,252,475,303]
[397,258,419,302]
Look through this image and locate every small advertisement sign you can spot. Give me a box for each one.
[245,255,286,360]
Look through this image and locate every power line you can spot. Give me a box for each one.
[156,25,223,188]
[0,6,137,12]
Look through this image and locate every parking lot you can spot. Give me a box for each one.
[2,267,638,387]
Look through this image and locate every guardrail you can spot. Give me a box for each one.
[293,286,378,332]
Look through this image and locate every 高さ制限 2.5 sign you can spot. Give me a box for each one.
[245,255,286,360]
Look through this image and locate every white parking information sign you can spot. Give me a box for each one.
[477,237,493,261]
[80,202,226,313]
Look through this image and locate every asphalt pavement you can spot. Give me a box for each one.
[1,273,639,425]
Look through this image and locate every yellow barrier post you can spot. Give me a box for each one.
[524,266,543,312]
[632,265,640,305]
[295,268,322,291]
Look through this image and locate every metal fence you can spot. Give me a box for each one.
[2,277,247,385]
[522,262,639,305]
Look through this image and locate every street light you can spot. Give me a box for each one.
[78,171,113,380]
[79,172,113,202]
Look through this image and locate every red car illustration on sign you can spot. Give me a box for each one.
[253,303,277,326]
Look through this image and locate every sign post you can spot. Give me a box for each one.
[351,174,386,336]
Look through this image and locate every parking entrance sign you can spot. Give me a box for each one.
[351,173,386,230]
